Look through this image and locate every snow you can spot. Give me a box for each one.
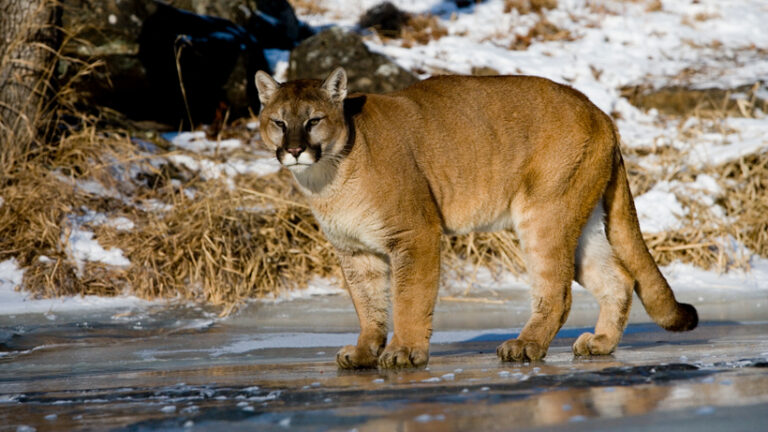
[66,227,130,269]
[167,153,281,181]
[163,131,242,154]
[0,259,24,295]
[634,182,687,233]
[688,117,768,167]
[0,258,152,315]
[663,258,768,293]
[259,277,345,303]
[63,211,133,274]
[161,131,281,183]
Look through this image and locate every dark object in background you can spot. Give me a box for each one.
[288,27,418,94]
[453,0,484,8]
[246,0,314,50]
[57,0,312,128]
[138,2,270,127]
[358,2,409,35]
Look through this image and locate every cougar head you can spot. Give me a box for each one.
[254,67,348,173]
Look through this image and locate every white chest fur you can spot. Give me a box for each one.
[311,200,386,255]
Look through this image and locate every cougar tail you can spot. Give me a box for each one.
[603,145,698,332]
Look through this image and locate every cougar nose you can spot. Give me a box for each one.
[285,147,303,157]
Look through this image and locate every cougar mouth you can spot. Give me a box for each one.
[277,146,321,167]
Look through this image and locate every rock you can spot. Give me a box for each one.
[60,0,153,56]
[288,28,418,94]
[58,0,155,121]
[358,2,409,35]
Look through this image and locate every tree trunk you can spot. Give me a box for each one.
[0,0,59,169]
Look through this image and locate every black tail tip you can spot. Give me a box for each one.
[664,303,699,332]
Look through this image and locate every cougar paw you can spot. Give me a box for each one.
[336,344,379,369]
[377,345,429,369]
[496,338,547,362]
[572,332,616,356]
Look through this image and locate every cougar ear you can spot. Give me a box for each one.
[255,70,280,106]
[321,66,348,103]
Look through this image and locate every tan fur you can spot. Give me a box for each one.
[255,68,698,369]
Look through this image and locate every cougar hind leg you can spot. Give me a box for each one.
[497,205,580,362]
[573,202,634,356]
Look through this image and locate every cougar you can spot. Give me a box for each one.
[254,67,698,369]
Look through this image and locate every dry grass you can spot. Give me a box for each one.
[645,0,663,13]
[399,14,449,47]
[621,83,767,119]
[504,0,559,15]
[100,173,338,309]
[510,16,573,50]
[1,126,137,298]
[713,151,768,260]
[1,123,341,309]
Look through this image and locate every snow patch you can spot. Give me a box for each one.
[167,154,281,181]
[0,258,24,293]
[260,277,345,303]
[634,182,686,233]
[66,227,130,268]
[163,131,242,153]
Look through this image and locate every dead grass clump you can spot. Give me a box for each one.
[359,3,448,48]
[621,140,767,272]
[2,119,340,309]
[511,17,573,50]
[713,151,768,259]
[504,0,558,15]
[358,1,409,36]
[621,83,767,119]
[645,0,663,13]
[644,202,742,271]
[443,231,527,278]
[0,125,145,298]
[400,14,449,47]
[97,173,338,309]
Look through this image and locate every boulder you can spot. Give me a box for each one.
[288,27,418,94]
[358,2,409,35]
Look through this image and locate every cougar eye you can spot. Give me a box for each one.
[305,117,324,131]
[271,119,286,131]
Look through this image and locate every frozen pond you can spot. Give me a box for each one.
[2,287,768,431]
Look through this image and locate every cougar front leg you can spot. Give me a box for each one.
[336,252,389,369]
[378,230,441,369]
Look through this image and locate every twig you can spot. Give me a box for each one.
[174,36,194,129]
